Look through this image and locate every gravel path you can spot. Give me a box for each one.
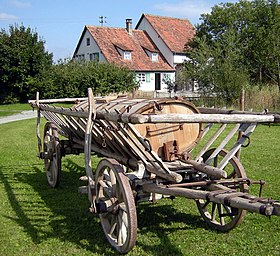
[0,110,37,124]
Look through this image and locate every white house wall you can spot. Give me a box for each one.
[137,72,155,91]
[137,72,175,91]
[137,18,174,67]
[75,30,106,62]
[174,54,189,65]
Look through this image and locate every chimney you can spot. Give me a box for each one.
[126,18,132,34]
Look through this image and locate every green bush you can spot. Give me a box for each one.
[35,60,139,100]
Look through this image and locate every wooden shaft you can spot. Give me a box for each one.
[142,184,280,216]
[141,113,276,124]
[95,111,277,124]
[29,97,88,104]
[183,159,227,179]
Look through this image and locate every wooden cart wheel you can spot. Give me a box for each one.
[196,148,248,231]
[95,158,137,254]
[43,122,61,188]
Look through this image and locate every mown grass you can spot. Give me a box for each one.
[0,119,279,255]
[0,103,31,117]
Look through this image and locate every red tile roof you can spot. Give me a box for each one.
[86,26,174,72]
[137,14,195,53]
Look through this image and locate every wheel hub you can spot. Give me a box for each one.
[95,198,119,214]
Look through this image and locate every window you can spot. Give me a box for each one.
[137,73,146,82]
[152,53,158,62]
[76,54,85,61]
[86,37,90,46]
[124,51,131,60]
[90,52,99,61]
[163,73,171,81]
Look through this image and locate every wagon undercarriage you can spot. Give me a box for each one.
[29,89,280,253]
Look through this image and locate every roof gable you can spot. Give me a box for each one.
[136,14,195,53]
[85,25,174,71]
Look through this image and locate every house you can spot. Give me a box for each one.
[73,14,195,92]
[136,14,195,68]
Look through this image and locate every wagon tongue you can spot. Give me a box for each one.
[142,183,280,217]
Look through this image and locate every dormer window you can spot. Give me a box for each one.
[124,51,131,60]
[152,53,158,62]
[142,46,159,62]
[113,43,132,60]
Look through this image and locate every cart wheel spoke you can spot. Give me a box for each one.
[95,158,137,253]
[110,169,117,196]
[104,171,112,186]
[211,203,217,221]
[117,210,128,246]
[196,148,247,232]
[217,204,225,225]
[109,219,117,236]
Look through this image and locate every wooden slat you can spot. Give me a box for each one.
[195,124,227,161]
[205,124,240,165]
[217,124,257,170]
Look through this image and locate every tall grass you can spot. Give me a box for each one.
[245,84,280,111]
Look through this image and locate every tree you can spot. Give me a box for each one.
[0,24,53,103]
[183,0,280,103]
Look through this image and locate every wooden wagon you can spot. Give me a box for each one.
[29,88,280,253]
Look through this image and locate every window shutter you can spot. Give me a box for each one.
[146,73,150,83]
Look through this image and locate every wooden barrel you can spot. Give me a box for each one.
[92,97,202,161]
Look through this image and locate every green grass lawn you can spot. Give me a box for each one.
[0,103,31,117]
[0,119,279,255]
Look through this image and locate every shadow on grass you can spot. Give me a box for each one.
[0,167,42,244]
[136,202,205,255]
[1,159,207,255]
[0,160,119,255]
